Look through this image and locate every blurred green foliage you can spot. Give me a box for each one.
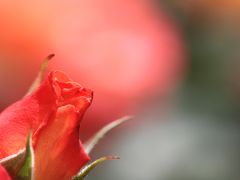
[157,0,240,118]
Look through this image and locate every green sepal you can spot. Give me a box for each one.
[72,156,119,180]
[15,132,34,180]
[0,150,25,178]
[0,132,35,180]
[25,54,54,96]
[84,116,132,154]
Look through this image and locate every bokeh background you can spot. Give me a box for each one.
[0,0,240,179]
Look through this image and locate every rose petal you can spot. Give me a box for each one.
[0,165,11,180]
[34,105,90,180]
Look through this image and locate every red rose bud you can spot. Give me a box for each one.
[0,71,93,180]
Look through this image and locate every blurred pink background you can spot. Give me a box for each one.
[0,0,184,139]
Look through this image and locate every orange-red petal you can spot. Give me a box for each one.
[34,105,90,180]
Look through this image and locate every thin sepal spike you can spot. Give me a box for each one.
[25,54,55,96]
[72,156,119,180]
[84,116,132,154]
